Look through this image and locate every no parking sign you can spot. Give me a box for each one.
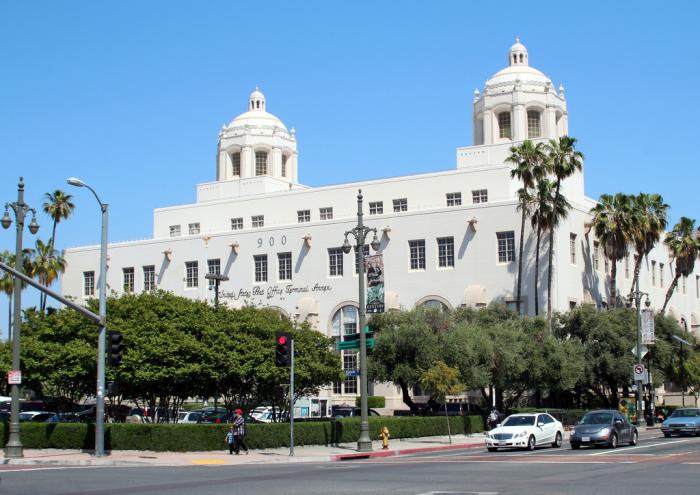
[633,364,646,381]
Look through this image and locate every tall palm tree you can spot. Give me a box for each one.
[628,193,668,300]
[544,136,584,326]
[0,249,32,340]
[29,239,67,313]
[42,190,75,250]
[661,217,700,314]
[590,193,634,307]
[507,140,546,314]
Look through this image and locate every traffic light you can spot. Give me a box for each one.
[107,330,123,367]
[275,332,292,367]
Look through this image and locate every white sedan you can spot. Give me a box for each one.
[485,412,564,451]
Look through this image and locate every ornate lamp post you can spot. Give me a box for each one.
[341,189,380,452]
[2,177,40,458]
[628,276,650,427]
[67,177,108,457]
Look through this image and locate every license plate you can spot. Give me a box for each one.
[582,436,590,442]
[497,442,506,446]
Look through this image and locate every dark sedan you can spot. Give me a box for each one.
[570,410,638,449]
[661,408,700,437]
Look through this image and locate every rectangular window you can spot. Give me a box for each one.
[185,261,198,288]
[343,351,358,394]
[437,237,455,268]
[328,248,343,277]
[254,255,268,283]
[281,155,288,177]
[446,192,462,207]
[527,110,541,138]
[83,271,95,297]
[498,112,512,139]
[660,263,665,287]
[255,151,267,175]
[278,252,292,281]
[604,257,609,275]
[231,152,241,176]
[188,222,200,235]
[297,210,310,223]
[143,265,155,292]
[471,189,488,204]
[369,201,383,215]
[355,245,370,274]
[252,215,264,228]
[696,275,699,299]
[569,233,577,264]
[593,241,600,271]
[409,240,426,270]
[169,225,181,237]
[207,258,221,288]
[393,198,407,212]
[682,275,687,294]
[320,207,333,220]
[651,261,657,286]
[497,231,516,263]
[122,267,134,293]
[231,217,243,230]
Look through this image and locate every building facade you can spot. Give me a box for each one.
[61,40,700,414]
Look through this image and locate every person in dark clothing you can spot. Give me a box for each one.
[232,409,249,455]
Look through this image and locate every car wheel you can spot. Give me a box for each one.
[527,435,536,451]
[629,430,638,446]
[609,432,618,449]
[552,432,563,448]
[487,447,497,452]
[663,433,671,438]
[570,442,580,450]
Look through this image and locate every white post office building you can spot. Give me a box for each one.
[62,40,700,414]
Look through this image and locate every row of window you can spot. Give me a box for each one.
[497,110,542,140]
[168,191,490,236]
[229,151,290,178]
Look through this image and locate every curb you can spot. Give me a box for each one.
[331,442,483,461]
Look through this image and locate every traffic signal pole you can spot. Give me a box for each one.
[289,337,295,457]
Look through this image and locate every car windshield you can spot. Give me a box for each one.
[580,413,613,425]
[670,409,700,418]
[502,415,535,426]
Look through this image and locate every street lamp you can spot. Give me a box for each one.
[678,319,691,407]
[341,189,380,452]
[628,276,651,427]
[205,273,229,308]
[67,177,108,457]
[2,177,40,458]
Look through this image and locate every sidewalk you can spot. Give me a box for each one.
[0,434,486,467]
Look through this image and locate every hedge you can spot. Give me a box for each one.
[1,415,483,452]
[355,396,385,408]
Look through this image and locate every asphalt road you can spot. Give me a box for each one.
[2,432,699,495]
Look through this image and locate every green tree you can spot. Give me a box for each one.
[684,352,700,406]
[661,217,700,314]
[627,193,668,300]
[590,193,634,307]
[544,136,583,326]
[507,140,546,314]
[28,239,67,313]
[420,361,464,443]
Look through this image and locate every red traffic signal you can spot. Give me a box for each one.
[275,332,292,367]
[277,335,287,346]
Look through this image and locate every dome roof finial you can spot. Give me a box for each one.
[508,38,528,67]
[249,86,266,112]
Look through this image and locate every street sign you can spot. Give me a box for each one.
[7,370,21,385]
[630,344,648,359]
[641,309,655,344]
[633,364,646,381]
[336,338,375,351]
[345,369,360,377]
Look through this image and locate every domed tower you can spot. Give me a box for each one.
[216,87,298,184]
[472,39,568,146]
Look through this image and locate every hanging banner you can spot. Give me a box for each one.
[641,309,655,344]
[365,254,385,313]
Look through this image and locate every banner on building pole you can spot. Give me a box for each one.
[365,254,385,313]
[641,309,655,344]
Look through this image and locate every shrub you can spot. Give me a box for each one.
[355,396,385,408]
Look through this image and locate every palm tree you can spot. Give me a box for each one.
[544,136,584,325]
[29,239,67,313]
[661,217,700,314]
[0,248,32,340]
[590,193,634,307]
[628,193,668,300]
[507,140,546,314]
[42,190,75,250]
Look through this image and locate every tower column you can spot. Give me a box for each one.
[241,145,253,178]
[482,109,493,145]
[271,147,282,178]
[546,106,557,139]
[513,104,525,141]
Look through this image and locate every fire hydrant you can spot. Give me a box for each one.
[379,426,390,449]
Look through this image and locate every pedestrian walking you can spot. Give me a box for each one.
[224,426,236,455]
[232,408,249,455]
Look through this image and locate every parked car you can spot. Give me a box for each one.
[176,411,204,424]
[250,406,273,420]
[485,412,564,451]
[19,411,56,422]
[332,407,380,419]
[661,408,700,437]
[47,412,82,423]
[570,410,638,449]
[201,411,236,424]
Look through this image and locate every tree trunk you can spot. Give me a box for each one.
[547,226,554,331]
[661,274,680,314]
[516,209,527,315]
[399,381,419,414]
[628,250,643,301]
[609,257,618,307]
[534,227,542,316]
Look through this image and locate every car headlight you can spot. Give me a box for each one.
[598,427,611,436]
[515,431,528,438]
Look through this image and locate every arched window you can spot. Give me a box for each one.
[230,152,241,176]
[281,154,288,177]
[331,305,359,395]
[498,111,512,139]
[419,299,450,313]
[519,53,523,63]
[255,151,268,175]
[527,110,541,138]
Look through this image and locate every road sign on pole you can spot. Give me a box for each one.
[641,309,655,344]
[633,364,646,381]
[630,344,648,359]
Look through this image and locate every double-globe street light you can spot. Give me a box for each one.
[628,275,651,427]
[341,189,380,452]
[67,177,109,457]
[2,177,40,458]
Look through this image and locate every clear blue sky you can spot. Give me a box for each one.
[1,1,697,337]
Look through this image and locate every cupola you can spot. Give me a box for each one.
[508,37,528,66]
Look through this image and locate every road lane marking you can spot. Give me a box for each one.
[587,439,692,455]
[191,460,226,465]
